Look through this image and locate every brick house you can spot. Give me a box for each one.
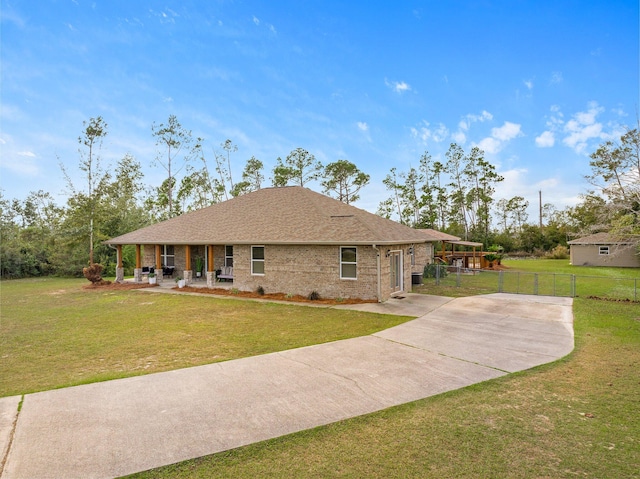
[568,232,640,268]
[105,186,436,301]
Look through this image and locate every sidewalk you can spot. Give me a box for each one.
[1,293,574,479]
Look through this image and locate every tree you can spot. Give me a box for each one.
[585,127,640,235]
[271,148,323,187]
[321,160,370,204]
[151,115,197,218]
[445,143,470,239]
[380,167,403,222]
[230,156,264,197]
[213,139,238,201]
[60,116,109,265]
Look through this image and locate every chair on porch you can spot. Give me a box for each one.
[216,266,233,281]
[162,266,175,278]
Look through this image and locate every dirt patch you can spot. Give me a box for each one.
[175,286,378,305]
[81,281,376,305]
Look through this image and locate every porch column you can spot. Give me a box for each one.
[206,245,215,288]
[115,244,124,283]
[184,245,193,285]
[155,245,163,284]
[134,244,142,283]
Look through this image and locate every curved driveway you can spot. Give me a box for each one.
[1,293,573,479]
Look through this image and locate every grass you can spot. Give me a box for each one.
[127,297,640,479]
[0,278,411,397]
[419,258,639,299]
[3,265,639,478]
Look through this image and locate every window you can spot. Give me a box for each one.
[340,246,357,279]
[225,245,234,267]
[162,245,175,267]
[599,246,610,255]
[251,246,265,275]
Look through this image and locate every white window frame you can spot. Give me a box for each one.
[251,245,265,275]
[598,245,610,255]
[162,245,175,267]
[225,245,234,267]
[340,246,357,280]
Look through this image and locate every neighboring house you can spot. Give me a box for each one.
[105,186,437,301]
[568,232,640,268]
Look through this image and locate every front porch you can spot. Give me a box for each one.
[114,244,234,287]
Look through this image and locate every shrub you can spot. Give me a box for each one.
[307,290,321,301]
[424,263,447,278]
[256,285,265,295]
[546,245,569,259]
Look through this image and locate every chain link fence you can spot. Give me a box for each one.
[422,265,639,301]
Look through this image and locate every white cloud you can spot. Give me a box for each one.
[477,137,501,154]
[476,121,522,154]
[17,150,36,157]
[492,121,522,141]
[524,79,534,90]
[458,110,493,131]
[535,131,555,147]
[550,71,563,84]
[410,121,449,145]
[252,16,260,26]
[385,79,411,93]
[451,130,466,144]
[357,122,368,132]
[561,102,609,153]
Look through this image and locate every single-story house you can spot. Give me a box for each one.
[105,186,439,301]
[568,232,640,268]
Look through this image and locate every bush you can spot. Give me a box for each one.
[307,290,321,301]
[256,285,265,295]
[546,245,569,259]
[424,263,447,278]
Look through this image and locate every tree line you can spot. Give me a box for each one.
[1,114,637,279]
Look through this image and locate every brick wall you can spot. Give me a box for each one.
[143,242,428,301]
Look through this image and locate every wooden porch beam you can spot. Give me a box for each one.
[207,245,214,272]
[135,245,141,269]
[185,245,191,270]
[155,245,162,270]
[117,245,123,268]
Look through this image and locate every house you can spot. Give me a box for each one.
[568,232,640,268]
[105,186,436,301]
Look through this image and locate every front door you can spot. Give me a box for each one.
[390,251,403,293]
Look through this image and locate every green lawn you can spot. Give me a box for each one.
[128,297,640,479]
[0,278,410,397]
[2,268,639,478]
[420,258,639,299]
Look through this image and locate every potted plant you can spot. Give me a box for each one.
[484,253,498,269]
[175,276,185,288]
[195,257,203,278]
[148,272,157,285]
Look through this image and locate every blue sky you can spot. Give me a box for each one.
[1,0,638,221]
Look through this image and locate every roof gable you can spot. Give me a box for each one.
[106,186,430,245]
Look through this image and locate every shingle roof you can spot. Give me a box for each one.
[417,229,461,242]
[105,186,431,246]
[567,232,639,245]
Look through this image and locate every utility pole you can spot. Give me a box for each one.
[539,190,543,230]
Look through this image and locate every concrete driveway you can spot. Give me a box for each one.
[1,293,573,479]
